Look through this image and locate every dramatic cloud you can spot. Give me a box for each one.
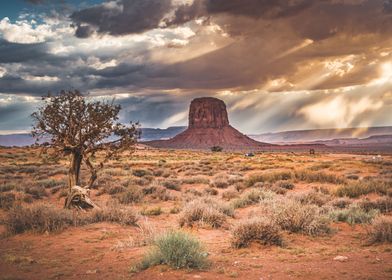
[1,0,392,133]
[71,0,173,37]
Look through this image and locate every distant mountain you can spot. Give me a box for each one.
[0,126,187,147]
[249,126,392,144]
[141,126,186,141]
[312,134,392,146]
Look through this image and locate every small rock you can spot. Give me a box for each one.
[86,269,97,274]
[333,256,348,262]
[193,275,202,279]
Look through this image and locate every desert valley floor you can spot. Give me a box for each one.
[0,147,391,280]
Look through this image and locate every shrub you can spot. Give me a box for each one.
[117,187,143,204]
[292,190,332,206]
[5,203,139,235]
[359,197,392,213]
[162,179,181,191]
[0,193,16,209]
[262,198,331,235]
[179,198,233,228]
[275,181,295,190]
[368,216,392,243]
[37,179,61,189]
[132,169,151,177]
[25,186,47,199]
[245,171,293,187]
[330,197,353,209]
[154,187,174,201]
[222,189,238,200]
[211,146,223,152]
[335,180,391,198]
[231,217,284,248]
[138,231,208,270]
[0,184,15,192]
[91,205,139,226]
[182,176,210,185]
[330,205,379,225]
[231,189,275,209]
[5,204,75,234]
[294,169,345,184]
[210,173,229,189]
[141,207,163,216]
[107,185,126,195]
[204,188,218,196]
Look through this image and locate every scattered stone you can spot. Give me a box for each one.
[86,269,98,274]
[333,256,348,262]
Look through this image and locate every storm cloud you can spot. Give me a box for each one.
[71,0,173,37]
[1,0,392,133]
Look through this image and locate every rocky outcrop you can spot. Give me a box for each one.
[145,97,270,150]
[188,98,229,129]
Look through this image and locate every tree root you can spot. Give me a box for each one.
[64,186,100,210]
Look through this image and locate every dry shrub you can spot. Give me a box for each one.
[222,189,239,201]
[275,180,295,190]
[330,197,353,209]
[335,180,391,198]
[231,189,275,209]
[91,205,139,226]
[245,171,293,187]
[204,187,218,196]
[185,189,202,197]
[161,179,181,191]
[228,175,243,185]
[231,217,284,248]
[117,186,144,204]
[368,216,392,243]
[107,185,126,195]
[5,203,75,234]
[359,197,392,213]
[179,198,233,228]
[294,169,345,184]
[132,169,151,177]
[261,198,331,236]
[0,184,16,192]
[329,204,379,225]
[0,193,16,209]
[25,186,47,199]
[153,187,174,201]
[292,190,332,206]
[141,206,163,216]
[5,203,139,235]
[210,173,229,189]
[182,176,210,185]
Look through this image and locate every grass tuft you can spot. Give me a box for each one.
[136,231,208,270]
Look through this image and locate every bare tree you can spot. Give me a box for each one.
[32,90,140,209]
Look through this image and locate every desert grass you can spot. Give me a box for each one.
[231,217,284,248]
[135,231,209,270]
[329,204,379,225]
[335,180,391,198]
[368,216,392,243]
[4,203,139,235]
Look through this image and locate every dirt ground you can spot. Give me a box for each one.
[0,147,391,280]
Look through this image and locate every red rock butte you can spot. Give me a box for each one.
[145,97,270,150]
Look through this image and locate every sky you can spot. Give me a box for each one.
[1,0,392,135]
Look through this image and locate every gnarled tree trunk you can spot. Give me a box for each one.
[68,150,83,188]
[65,150,99,209]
